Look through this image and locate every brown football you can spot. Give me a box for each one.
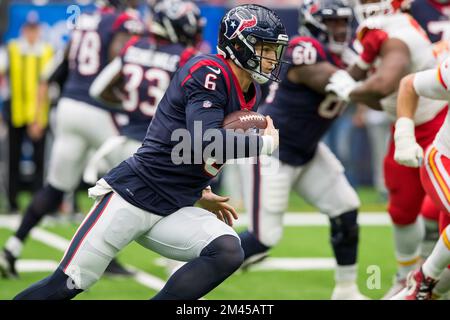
[222,110,267,131]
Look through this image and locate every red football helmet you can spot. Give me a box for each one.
[352,0,412,22]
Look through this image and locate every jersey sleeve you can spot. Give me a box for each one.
[182,62,262,162]
[414,57,450,100]
[112,13,145,35]
[437,57,450,91]
[183,63,228,139]
[182,63,229,111]
[286,36,327,66]
[119,35,141,57]
[179,47,199,68]
[356,27,388,68]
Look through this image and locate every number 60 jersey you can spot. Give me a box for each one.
[260,36,346,166]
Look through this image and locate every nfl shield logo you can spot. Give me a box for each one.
[203,100,213,108]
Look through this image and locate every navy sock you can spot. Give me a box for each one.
[239,230,270,260]
[14,268,83,300]
[329,210,359,265]
[15,185,64,242]
[151,235,244,300]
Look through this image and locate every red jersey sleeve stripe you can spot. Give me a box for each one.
[112,13,131,31]
[438,65,448,90]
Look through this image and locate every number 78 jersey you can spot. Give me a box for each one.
[63,9,144,109]
[260,36,346,166]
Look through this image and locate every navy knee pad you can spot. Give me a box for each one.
[152,235,244,300]
[201,234,244,273]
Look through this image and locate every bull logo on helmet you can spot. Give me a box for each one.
[224,9,258,40]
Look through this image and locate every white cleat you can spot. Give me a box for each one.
[331,283,371,300]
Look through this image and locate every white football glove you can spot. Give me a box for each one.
[261,116,279,155]
[394,117,423,168]
[261,130,279,155]
[325,70,358,102]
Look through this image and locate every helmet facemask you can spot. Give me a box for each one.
[322,16,353,54]
[219,35,288,84]
[242,36,289,84]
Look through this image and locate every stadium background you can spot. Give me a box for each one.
[0,0,421,299]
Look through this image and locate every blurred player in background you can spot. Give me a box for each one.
[85,0,204,184]
[410,0,450,44]
[238,0,369,300]
[14,4,287,300]
[0,0,145,279]
[326,0,448,298]
[391,55,450,300]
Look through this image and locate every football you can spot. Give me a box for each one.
[222,110,267,131]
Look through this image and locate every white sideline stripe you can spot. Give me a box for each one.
[17,259,59,272]
[0,217,166,292]
[250,257,336,271]
[0,213,391,228]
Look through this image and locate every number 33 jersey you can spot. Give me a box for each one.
[63,8,144,109]
[116,36,197,141]
[260,36,346,166]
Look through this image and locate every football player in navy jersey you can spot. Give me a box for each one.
[237,0,369,300]
[14,4,288,300]
[410,0,450,44]
[84,0,204,185]
[0,0,145,279]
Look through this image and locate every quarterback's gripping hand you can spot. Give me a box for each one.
[197,187,238,227]
[325,70,358,102]
[394,117,423,168]
[261,116,279,155]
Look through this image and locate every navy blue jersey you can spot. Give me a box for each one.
[104,54,263,215]
[63,8,144,108]
[116,36,196,141]
[410,0,450,43]
[259,36,346,166]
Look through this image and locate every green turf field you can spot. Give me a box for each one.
[0,187,395,300]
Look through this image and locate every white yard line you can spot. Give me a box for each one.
[0,216,166,292]
[155,256,336,273]
[0,213,390,280]
[249,257,336,271]
[236,212,391,226]
[125,266,166,290]
[0,213,391,229]
[16,259,59,273]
